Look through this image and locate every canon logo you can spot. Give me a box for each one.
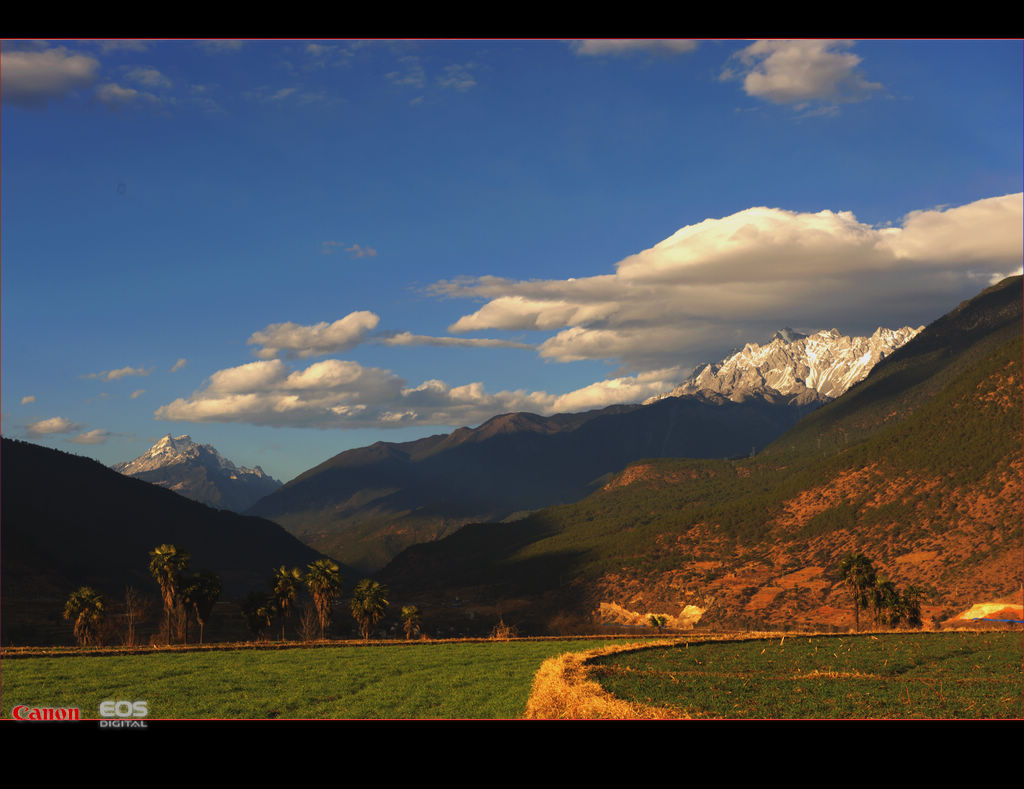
[12,705,81,721]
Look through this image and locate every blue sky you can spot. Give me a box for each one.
[2,39,1021,482]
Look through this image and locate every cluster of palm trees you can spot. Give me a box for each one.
[63,546,425,646]
[837,552,928,631]
[62,543,222,647]
[242,559,416,641]
[148,544,222,644]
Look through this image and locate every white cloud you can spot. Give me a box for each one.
[85,365,154,381]
[27,416,83,436]
[437,63,477,92]
[1,47,100,107]
[94,40,149,53]
[572,40,698,56]
[124,67,172,89]
[156,356,681,430]
[321,240,378,257]
[21,395,36,404]
[386,56,425,89]
[131,389,146,399]
[155,193,1023,432]
[379,332,535,350]
[725,40,881,107]
[197,40,244,54]
[269,87,297,101]
[438,193,1023,373]
[69,428,112,444]
[206,359,289,393]
[248,311,381,359]
[171,358,187,373]
[989,264,1024,286]
[346,243,377,258]
[95,82,158,105]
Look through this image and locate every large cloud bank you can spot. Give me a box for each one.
[442,193,1023,372]
[158,194,1022,430]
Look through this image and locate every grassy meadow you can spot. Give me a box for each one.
[1,638,632,720]
[589,631,1023,719]
[5,631,1019,719]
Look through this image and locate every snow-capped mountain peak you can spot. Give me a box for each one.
[645,325,924,405]
[112,435,280,512]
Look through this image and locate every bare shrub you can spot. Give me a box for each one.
[123,586,152,647]
[298,603,321,642]
[489,618,518,640]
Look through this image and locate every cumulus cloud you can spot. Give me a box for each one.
[572,40,698,56]
[1,46,100,107]
[437,193,1023,373]
[27,416,83,436]
[156,356,682,430]
[156,193,1022,431]
[68,428,112,444]
[248,312,381,359]
[724,40,881,107]
[171,358,187,372]
[21,395,36,404]
[85,365,154,381]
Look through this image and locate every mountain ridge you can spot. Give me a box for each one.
[377,276,1023,634]
[646,324,923,406]
[247,396,815,572]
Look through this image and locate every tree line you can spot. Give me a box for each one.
[62,544,423,647]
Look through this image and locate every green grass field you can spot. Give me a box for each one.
[1,639,630,720]
[5,632,1020,720]
[589,632,1023,719]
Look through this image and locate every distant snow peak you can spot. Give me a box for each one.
[114,435,272,480]
[112,435,280,512]
[646,324,924,405]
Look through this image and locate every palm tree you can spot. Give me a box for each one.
[897,586,928,629]
[181,571,222,644]
[838,552,876,632]
[64,586,107,646]
[648,614,668,632]
[272,566,303,641]
[241,591,276,640]
[304,559,343,640]
[400,605,422,640]
[148,544,191,644]
[870,578,900,627]
[351,579,389,640]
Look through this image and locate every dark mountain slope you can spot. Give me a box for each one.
[379,277,1023,634]
[1,438,326,615]
[248,396,814,572]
